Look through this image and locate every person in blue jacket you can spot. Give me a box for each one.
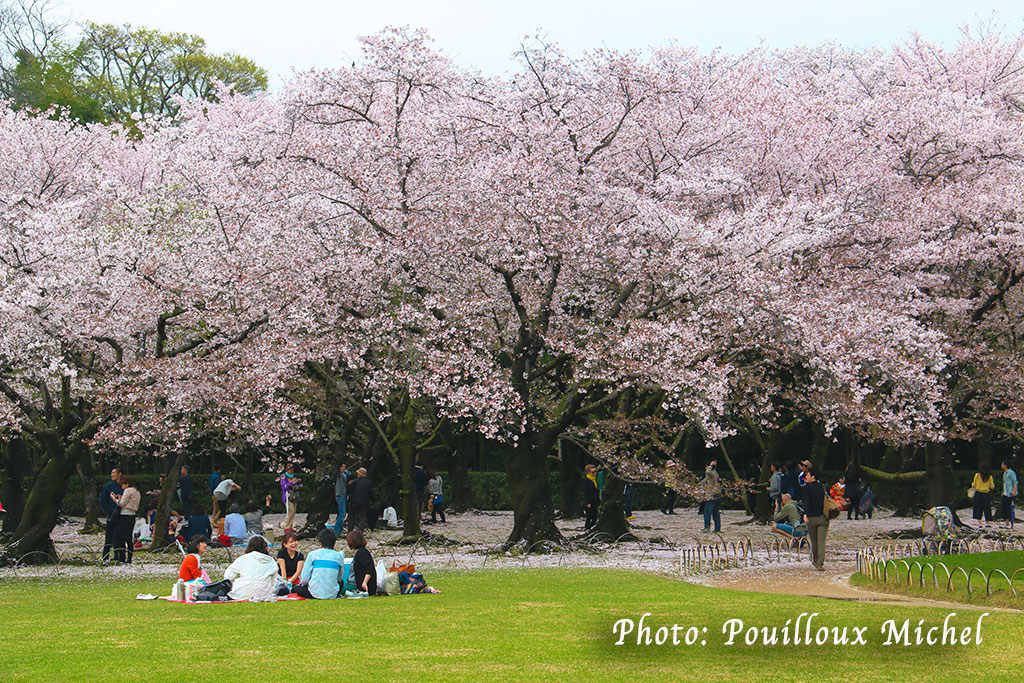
[295,529,345,599]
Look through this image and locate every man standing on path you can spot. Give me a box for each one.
[177,465,194,518]
[1002,459,1018,527]
[582,464,599,531]
[100,466,123,562]
[332,464,351,534]
[348,467,373,532]
[802,468,828,571]
[768,462,784,513]
[700,458,722,533]
[208,465,223,523]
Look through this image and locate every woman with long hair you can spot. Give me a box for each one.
[111,476,140,563]
[973,462,996,527]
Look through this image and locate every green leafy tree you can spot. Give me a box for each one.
[72,23,268,121]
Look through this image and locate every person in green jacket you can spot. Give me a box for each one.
[770,493,806,539]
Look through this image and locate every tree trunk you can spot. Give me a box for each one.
[5,436,88,562]
[593,475,631,540]
[717,440,751,516]
[892,445,918,516]
[448,432,474,512]
[925,441,954,508]
[557,437,584,518]
[244,448,256,502]
[77,450,101,530]
[297,412,361,540]
[504,439,562,548]
[811,425,831,470]
[296,443,333,540]
[151,451,186,549]
[1,437,30,535]
[752,437,783,523]
[398,402,421,542]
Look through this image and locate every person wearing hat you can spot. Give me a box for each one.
[348,467,373,532]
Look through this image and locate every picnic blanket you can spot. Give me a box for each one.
[155,594,306,604]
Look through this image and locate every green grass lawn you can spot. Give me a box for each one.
[852,551,1024,608]
[1,568,1022,681]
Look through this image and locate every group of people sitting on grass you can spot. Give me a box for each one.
[766,460,876,542]
[178,528,380,600]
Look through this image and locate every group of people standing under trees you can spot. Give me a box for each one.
[969,460,1018,528]
[96,454,459,567]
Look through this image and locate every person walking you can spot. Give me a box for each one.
[1001,459,1018,527]
[972,462,996,527]
[100,466,123,562]
[280,463,301,531]
[348,467,373,532]
[332,464,351,534]
[700,459,722,533]
[802,468,828,571]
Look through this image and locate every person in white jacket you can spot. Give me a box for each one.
[224,536,279,601]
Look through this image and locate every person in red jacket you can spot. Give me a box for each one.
[178,536,209,581]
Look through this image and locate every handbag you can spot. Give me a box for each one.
[967,487,976,499]
[823,492,840,520]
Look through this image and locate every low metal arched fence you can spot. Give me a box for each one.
[678,535,810,575]
[856,541,1024,598]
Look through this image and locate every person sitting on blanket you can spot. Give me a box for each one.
[224,504,247,545]
[295,529,345,599]
[244,496,273,537]
[224,535,279,601]
[345,529,377,595]
[179,535,209,582]
[185,503,212,542]
[770,493,807,539]
[276,531,305,591]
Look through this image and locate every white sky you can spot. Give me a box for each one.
[56,1,1024,89]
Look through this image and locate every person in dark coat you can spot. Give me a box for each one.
[802,468,829,570]
[844,472,862,520]
[414,462,428,513]
[348,467,373,532]
[100,466,123,562]
[582,464,600,530]
[177,465,194,517]
[100,466,123,565]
